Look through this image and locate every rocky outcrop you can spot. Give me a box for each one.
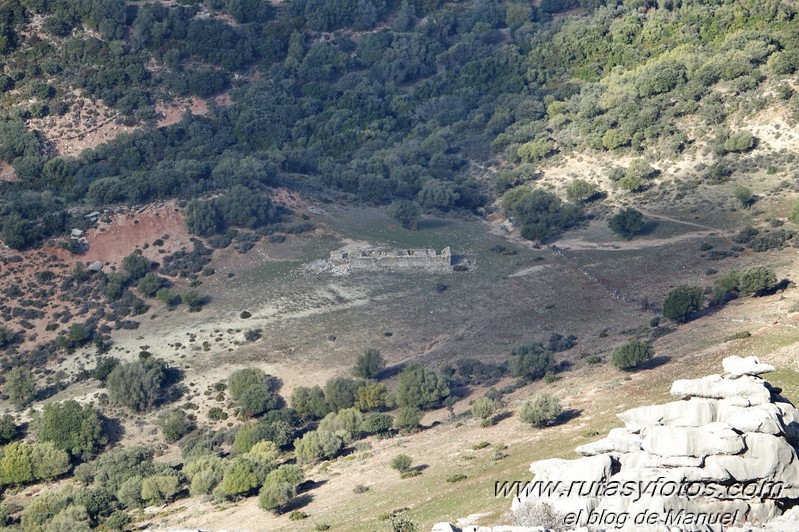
[433,356,799,531]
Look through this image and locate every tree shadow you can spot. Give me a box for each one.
[282,493,313,512]
[491,411,514,425]
[103,416,126,445]
[554,408,582,426]
[635,355,671,371]
[298,479,326,494]
[636,220,659,237]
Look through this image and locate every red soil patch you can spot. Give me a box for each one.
[81,201,192,266]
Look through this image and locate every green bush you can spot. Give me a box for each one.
[5,367,37,407]
[228,368,279,417]
[739,266,777,295]
[663,285,704,323]
[390,454,412,473]
[157,409,195,443]
[352,349,385,379]
[471,397,495,422]
[393,407,422,431]
[355,382,388,411]
[611,339,654,370]
[510,343,555,381]
[290,385,330,420]
[395,365,450,409]
[519,394,562,427]
[294,430,343,463]
[324,377,361,412]
[106,358,171,412]
[32,400,107,459]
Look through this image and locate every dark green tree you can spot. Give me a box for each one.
[395,365,449,409]
[352,349,385,379]
[663,285,704,322]
[611,339,654,370]
[608,208,644,239]
[33,400,107,459]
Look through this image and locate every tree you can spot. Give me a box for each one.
[353,349,385,379]
[137,273,165,297]
[355,382,388,411]
[106,358,169,412]
[185,199,221,236]
[395,365,450,409]
[33,400,107,458]
[220,459,258,496]
[618,160,655,192]
[611,339,654,370]
[510,344,555,381]
[141,475,180,505]
[565,179,598,203]
[663,285,704,323]
[519,394,562,427]
[5,367,36,407]
[318,408,363,443]
[0,442,70,485]
[214,185,275,228]
[739,266,777,296]
[323,377,360,412]
[121,251,149,281]
[389,200,421,230]
[0,414,18,444]
[290,385,330,420]
[293,430,343,463]
[390,454,412,473]
[360,413,394,435]
[608,208,644,239]
[228,368,279,417]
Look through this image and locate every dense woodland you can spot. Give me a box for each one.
[0,0,798,529]
[0,0,797,247]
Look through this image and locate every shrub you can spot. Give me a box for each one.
[510,344,555,381]
[393,407,422,431]
[185,455,226,496]
[565,179,598,203]
[208,407,228,420]
[258,465,304,513]
[395,365,450,409]
[471,397,495,422]
[360,413,394,435]
[733,185,753,207]
[739,266,777,295]
[157,409,195,443]
[294,430,343,463]
[219,459,258,496]
[141,475,180,505]
[352,349,385,379]
[663,285,704,322]
[0,415,18,444]
[121,252,149,281]
[447,473,467,483]
[611,339,654,370]
[390,454,412,473]
[519,394,562,427]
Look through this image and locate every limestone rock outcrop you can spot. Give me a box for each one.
[433,357,799,531]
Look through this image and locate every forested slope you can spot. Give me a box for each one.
[0,0,797,248]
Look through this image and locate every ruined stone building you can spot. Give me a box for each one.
[330,247,452,271]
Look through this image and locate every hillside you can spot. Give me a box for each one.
[1,0,799,531]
